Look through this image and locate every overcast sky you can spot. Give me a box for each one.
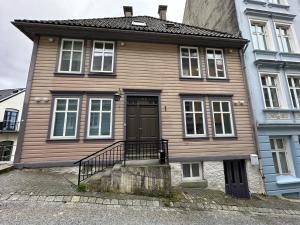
[0,0,186,90]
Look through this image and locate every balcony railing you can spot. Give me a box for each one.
[0,121,19,132]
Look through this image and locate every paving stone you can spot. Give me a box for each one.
[71,196,80,203]
[54,196,64,202]
[111,199,119,205]
[18,195,30,201]
[37,196,47,201]
[103,199,111,205]
[132,199,140,206]
[140,200,147,206]
[63,196,72,202]
[29,196,39,201]
[0,194,12,201]
[80,197,89,203]
[88,197,96,204]
[96,198,104,204]
[9,195,21,201]
[45,196,55,202]
[125,200,133,206]
[119,200,126,205]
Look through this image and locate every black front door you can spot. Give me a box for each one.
[126,96,160,159]
[224,160,250,198]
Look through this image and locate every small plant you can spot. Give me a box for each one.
[76,183,87,192]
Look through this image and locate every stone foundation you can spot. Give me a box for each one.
[245,160,265,194]
[203,161,225,192]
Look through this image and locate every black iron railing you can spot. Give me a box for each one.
[74,139,169,185]
[0,144,14,161]
[0,121,19,132]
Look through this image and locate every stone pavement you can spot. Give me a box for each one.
[1,169,300,216]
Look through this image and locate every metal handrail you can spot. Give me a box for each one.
[74,139,169,185]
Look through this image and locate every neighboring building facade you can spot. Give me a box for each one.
[13,6,264,197]
[0,88,25,163]
[184,0,300,196]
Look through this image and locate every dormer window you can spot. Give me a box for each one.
[131,21,147,27]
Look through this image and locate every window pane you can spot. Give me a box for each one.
[296,90,300,107]
[73,41,83,50]
[91,100,101,111]
[191,58,199,76]
[92,53,103,71]
[71,52,82,72]
[270,88,279,107]
[65,112,77,136]
[194,102,202,112]
[181,48,189,57]
[294,78,300,87]
[105,43,114,50]
[103,55,113,71]
[185,113,194,135]
[213,102,221,112]
[270,139,275,150]
[208,59,216,77]
[258,35,267,50]
[53,112,65,136]
[89,112,100,136]
[222,102,229,112]
[261,76,267,86]
[62,41,72,50]
[195,113,204,134]
[95,42,104,51]
[68,100,78,111]
[182,58,190,76]
[60,51,71,71]
[102,100,112,111]
[214,114,223,134]
[192,164,200,177]
[216,59,224,70]
[101,112,111,136]
[223,113,232,134]
[272,152,279,174]
[279,152,289,174]
[252,34,259,49]
[182,164,191,177]
[290,90,297,107]
[276,139,284,149]
[283,37,291,53]
[56,99,66,111]
[207,50,214,59]
[263,88,271,107]
[215,50,222,59]
[185,101,193,112]
[190,49,198,57]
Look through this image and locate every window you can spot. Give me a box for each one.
[0,141,13,161]
[270,138,291,175]
[58,39,84,73]
[206,49,226,78]
[260,74,280,108]
[212,101,234,136]
[276,25,292,53]
[51,98,79,139]
[91,41,115,73]
[251,22,268,50]
[182,163,201,179]
[288,76,300,108]
[2,109,18,131]
[88,98,113,138]
[269,0,286,5]
[180,47,200,77]
[183,100,206,137]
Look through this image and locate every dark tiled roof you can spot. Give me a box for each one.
[0,88,25,102]
[14,16,241,40]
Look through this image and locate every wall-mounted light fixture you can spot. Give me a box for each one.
[114,88,124,101]
[120,42,125,47]
[48,37,55,43]
[34,97,41,103]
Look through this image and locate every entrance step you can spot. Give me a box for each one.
[125,159,160,166]
[181,180,208,189]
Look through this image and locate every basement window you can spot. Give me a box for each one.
[182,163,202,180]
[132,21,147,27]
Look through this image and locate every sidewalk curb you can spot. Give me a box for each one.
[1,193,300,216]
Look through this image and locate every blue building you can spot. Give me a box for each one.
[184,0,300,196]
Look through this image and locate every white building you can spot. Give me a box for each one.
[0,88,25,163]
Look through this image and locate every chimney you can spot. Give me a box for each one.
[123,6,133,17]
[158,5,167,20]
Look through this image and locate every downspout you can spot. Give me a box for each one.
[239,44,266,194]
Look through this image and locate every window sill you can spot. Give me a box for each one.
[244,0,267,6]
[179,77,204,81]
[268,3,290,9]
[46,138,80,143]
[84,138,114,142]
[263,108,291,112]
[279,52,300,58]
[253,49,277,56]
[212,136,238,140]
[88,72,116,77]
[183,136,209,141]
[54,72,85,77]
[276,175,300,185]
[206,77,229,82]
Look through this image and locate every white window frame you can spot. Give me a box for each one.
[58,39,84,73]
[50,97,80,139]
[87,98,113,139]
[259,73,281,109]
[287,75,300,109]
[90,41,115,73]
[181,162,202,181]
[183,100,206,137]
[180,46,201,78]
[211,100,235,137]
[270,137,294,176]
[206,48,227,79]
[274,22,299,53]
[250,20,268,50]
